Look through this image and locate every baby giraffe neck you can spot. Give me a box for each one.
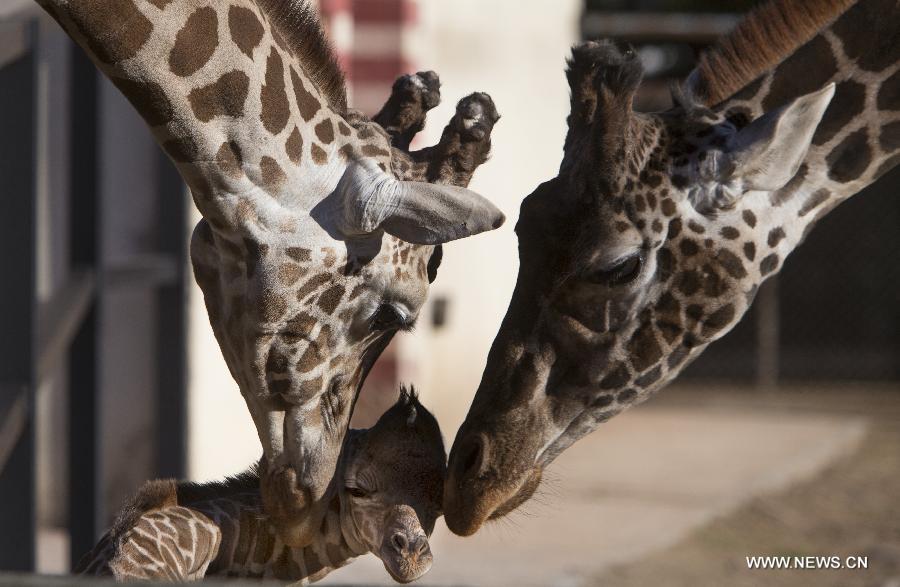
[192,486,363,581]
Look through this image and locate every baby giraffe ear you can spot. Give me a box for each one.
[723,83,835,192]
[335,158,505,245]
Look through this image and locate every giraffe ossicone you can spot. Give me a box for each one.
[36,0,503,547]
[76,388,445,584]
[445,0,899,536]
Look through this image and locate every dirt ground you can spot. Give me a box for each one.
[594,421,900,587]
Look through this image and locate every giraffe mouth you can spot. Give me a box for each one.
[443,467,543,536]
[379,539,433,583]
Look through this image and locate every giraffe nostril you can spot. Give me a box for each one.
[412,536,430,557]
[458,433,488,479]
[391,532,408,554]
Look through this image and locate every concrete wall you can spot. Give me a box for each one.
[396,0,580,437]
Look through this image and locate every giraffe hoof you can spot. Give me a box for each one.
[452,92,500,141]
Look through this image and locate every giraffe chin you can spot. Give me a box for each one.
[258,461,324,547]
[443,468,542,537]
[379,542,433,584]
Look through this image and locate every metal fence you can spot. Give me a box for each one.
[0,4,188,572]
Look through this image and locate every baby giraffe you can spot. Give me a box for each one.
[76,389,445,584]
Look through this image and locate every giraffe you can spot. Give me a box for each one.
[36,0,503,545]
[443,0,899,536]
[76,388,445,584]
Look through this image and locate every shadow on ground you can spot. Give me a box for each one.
[595,411,900,586]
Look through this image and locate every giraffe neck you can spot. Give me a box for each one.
[36,0,353,225]
[707,0,898,277]
[717,0,900,235]
[194,487,365,581]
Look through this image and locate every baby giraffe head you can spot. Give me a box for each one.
[339,388,445,583]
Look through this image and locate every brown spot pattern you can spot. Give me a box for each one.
[879,121,900,152]
[261,291,287,323]
[742,209,757,228]
[290,68,321,121]
[599,363,631,390]
[286,247,311,263]
[314,119,335,144]
[296,273,330,302]
[759,253,779,276]
[69,0,152,64]
[109,77,172,127]
[627,324,663,372]
[261,48,291,135]
[743,241,756,261]
[228,5,264,58]
[767,227,785,248]
[162,137,198,163]
[717,249,747,279]
[361,144,391,158]
[317,285,345,314]
[169,7,218,77]
[215,141,243,178]
[813,80,866,146]
[311,144,328,165]
[878,69,900,111]
[826,128,871,183]
[720,226,739,240]
[260,156,286,189]
[701,304,735,338]
[763,36,837,111]
[188,70,250,122]
[285,127,304,164]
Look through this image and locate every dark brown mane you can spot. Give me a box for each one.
[176,464,261,506]
[73,479,179,573]
[256,0,348,113]
[690,0,856,106]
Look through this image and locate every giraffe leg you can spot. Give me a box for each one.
[373,71,442,151]
[398,92,500,187]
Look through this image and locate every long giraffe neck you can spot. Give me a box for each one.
[37,0,354,225]
[697,0,898,287]
[195,490,364,581]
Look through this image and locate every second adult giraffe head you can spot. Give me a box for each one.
[38,0,503,545]
[445,0,898,535]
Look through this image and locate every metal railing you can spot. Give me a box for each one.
[0,4,188,572]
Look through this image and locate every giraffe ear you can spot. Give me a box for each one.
[335,158,505,244]
[722,83,835,192]
[383,180,506,245]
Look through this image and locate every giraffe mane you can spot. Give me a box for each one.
[73,479,179,573]
[255,0,348,113]
[75,478,180,569]
[176,463,261,507]
[688,0,856,106]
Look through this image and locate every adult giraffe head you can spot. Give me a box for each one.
[37,0,503,545]
[444,0,899,535]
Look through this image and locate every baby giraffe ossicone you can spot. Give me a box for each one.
[76,389,445,584]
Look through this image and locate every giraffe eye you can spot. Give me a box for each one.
[371,304,404,331]
[585,254,643,286]
[346,486,370,499]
